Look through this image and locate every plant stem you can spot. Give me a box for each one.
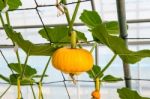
[88,43,97,78]
[3,0,21,72]
[17,78,21,99]
[20,46,31,79]
[95,54,117,78]
[38,82,42,99]
[3,0,10,26]
[63,0,80,33]
[68,0,80,32]
[71,31,77,48]
[30,84,36,99]
[17,53,22,72]
[0,13,5,26]
[40,57,51,82]
[5,12,10,25]
[95,78,100,91]
[16,50,23,72]
[0,85,11,98]
[20,54,29,79]
[90,43,97,53]
[91,69,96,77]
[63,0,71,24]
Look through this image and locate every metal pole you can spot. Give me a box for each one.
[0,18,150,30]
[116,0,132,88]
[90,0,96,11]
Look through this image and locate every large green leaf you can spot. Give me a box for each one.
[39,26,87,43]
[4,25,58,56]
[9,63,37,78]
[39,26,70,43]
[102,75,122,82]
[117,88,150,99]
[91,25,150,64]
[80,10,102,28]
[80,10,150,64]
[87,65,103,79]
[0,0,22,10]
[103,21,120,35]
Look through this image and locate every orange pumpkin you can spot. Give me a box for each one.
[91,90,100,99]
[52,47,93,74]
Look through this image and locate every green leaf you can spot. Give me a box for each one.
[87,65,103,79]
[9,63,22,74]
[0,0,22,10]
[102,75,122,82]
[9,63,37,77]
[0,1,5,10]
[76,30,87,42]
[80,10,150,64]
[103,21,120,35]
[4,25,58,56]
[0,74,9,82]
[91,25,150,64]
[117,87,150,99]
[80,10,102,28]
[39,26,70,43]
[39,26,87,43]
[10,74,34,85]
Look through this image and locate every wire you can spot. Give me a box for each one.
[0,0,91,12]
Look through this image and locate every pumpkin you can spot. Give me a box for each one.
[52,47,93,74]
[91,90,100,99]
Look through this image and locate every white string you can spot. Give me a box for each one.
[13,42,19,52]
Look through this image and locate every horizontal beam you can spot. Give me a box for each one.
[0,23,84,29]
[0,18,150,30]
[0,40,150,48]
[127,19,150,23]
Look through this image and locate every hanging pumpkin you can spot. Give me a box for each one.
[91,90,100,99]
[52,47,93,74]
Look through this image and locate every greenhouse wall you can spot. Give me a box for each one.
[0,0,150,99]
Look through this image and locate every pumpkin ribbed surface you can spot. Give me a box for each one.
[52,48,93,74]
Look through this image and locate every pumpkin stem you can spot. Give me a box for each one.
[71,31,77,49]
[95,77,100,91]
[69,73,77,84]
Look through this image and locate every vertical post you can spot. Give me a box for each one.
[90,0,96,11]
[116,0,132,88]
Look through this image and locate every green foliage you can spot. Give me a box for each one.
[92,25,150,63]
[80,10,150,64]
[39,26,70,43]
[117,88,150,99]
[0,0,22,10]
[102,75,122,82]
[9,63,37,78]
[87,65,103,79]
[10,74,34,85]
[39,26,87,43]
[80,10,102,28]
[103,21,120,35]
[75,30,87,42]
[0,63,47,85]
[4,25,59,56]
